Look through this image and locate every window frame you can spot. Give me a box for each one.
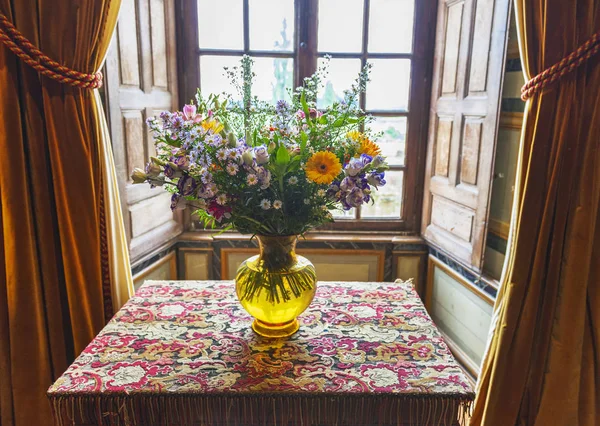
[176,0,436,233]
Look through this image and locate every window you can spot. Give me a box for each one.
[178,0,435,232]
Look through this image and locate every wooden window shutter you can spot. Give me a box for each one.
[421,0,511,270]
[104,0,183,263]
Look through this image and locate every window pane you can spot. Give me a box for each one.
[332,208,356,219]
[317,58,362,109]
[368,0,414,53]
[366,59,411,111]
[200,55,243,100]
[368,116,406,166]
[318,0,364,53]
[198,0,243,50]
[361,170,403,218]
[249,0,294,51]
[252,57,294,103]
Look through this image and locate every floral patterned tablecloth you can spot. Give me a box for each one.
[48,280,474,425]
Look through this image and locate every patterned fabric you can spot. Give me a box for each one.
[48,280,474,425]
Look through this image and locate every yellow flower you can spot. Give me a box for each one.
[305,151,342,184]
[346,130,362,142]
[358,137,381,157]
[201,119,224,134]
[347,131,382,157]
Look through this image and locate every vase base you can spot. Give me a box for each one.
[252,318,299,338]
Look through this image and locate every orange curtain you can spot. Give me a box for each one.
[0,1,127,425]
[471,1,600,425]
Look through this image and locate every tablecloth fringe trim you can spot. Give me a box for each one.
[49,393,473,425]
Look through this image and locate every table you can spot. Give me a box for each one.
[48,280,474,425]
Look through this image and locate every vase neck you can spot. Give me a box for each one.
[256,235,298,270]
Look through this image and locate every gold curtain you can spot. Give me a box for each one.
[471,1,600,425]
[0,1,132,425]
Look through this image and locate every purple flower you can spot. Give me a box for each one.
[276,100,289,114]
[345,187,365,208]
[367,172,386,188]
[359,153,373,165]
[173,155,189,170]
[340,177,356,191]
[170,194,187,210]
[254,146,270,164]
[371,155,385,168]
[164,164,178,179]
[177,175,197,196]
[344,158,365,177]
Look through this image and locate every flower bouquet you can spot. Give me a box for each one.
[131,57,389,337]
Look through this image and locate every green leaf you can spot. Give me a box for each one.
[300,131,308,153]
[318,115,328,125]
[333,117,346,127]
[300,91,311,124]
[276,144,290,165]
[253,129,258,146]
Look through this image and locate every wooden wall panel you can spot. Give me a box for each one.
[425,256,493,376]
[422,0,510,270]
[468,0,495,92]
[435,118,453,177]
[105,0,182,262]
[149,0,169,88]
[132,251,177,290]
[460,118,483,185]
[117,0,141,87]
[180,249,212,280]
[441,2,464,95]
[430,197,474,242]
[123,111,145,174]
[220,249,385,282]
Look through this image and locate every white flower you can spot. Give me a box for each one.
[247,174,258,185]
[260,199,271,210]
[288,176,298,185]
[216,193,228,205]
[273,200,283,209]
[317,189,326,197]
[216,149,228,161]
[303,198,311,205]
[226,163,238,175]
[254,146,270,164]
[227,149,240,161]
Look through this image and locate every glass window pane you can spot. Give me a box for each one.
[368,117,406,166]
[249,0,295,51]
[200,55,243,101]
[368,0,414,53]
[366,59,411,111]
[318,0,364,53]
[198,0,243,50]
[252,57,294,103]
[361,170,403,218]
[317,58,362,109]
[332,208,356,219]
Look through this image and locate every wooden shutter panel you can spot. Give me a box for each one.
[104,0,182,262]
[421,0,511,270]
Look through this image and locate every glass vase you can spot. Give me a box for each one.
[235,235,317,338]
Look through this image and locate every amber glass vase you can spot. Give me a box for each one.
[235,235,317,338]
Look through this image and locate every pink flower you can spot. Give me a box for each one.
[182,104,197,121]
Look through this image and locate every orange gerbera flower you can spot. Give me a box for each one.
[347,131,382,157]
[358,137,381,157]
[305,151,342,184]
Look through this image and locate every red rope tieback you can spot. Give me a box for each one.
[0,12,102,89]
[521,31,600,101]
